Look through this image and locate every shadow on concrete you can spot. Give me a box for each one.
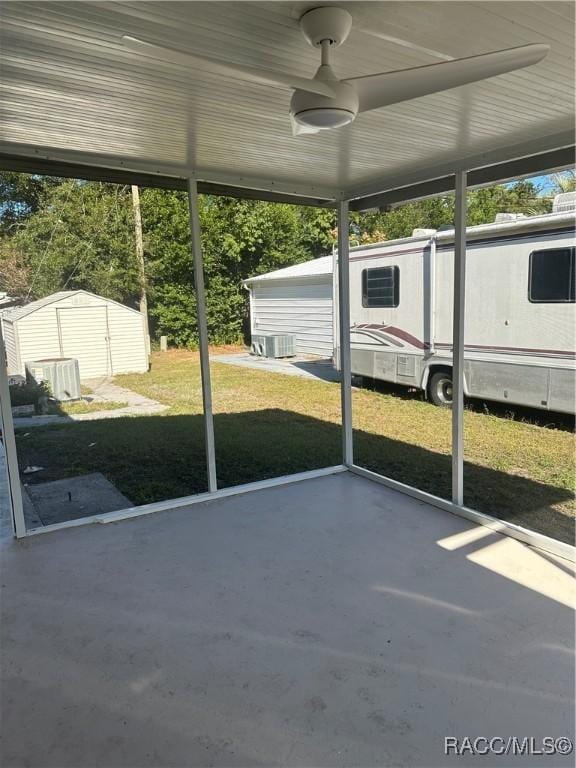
[13,409,574,542]
[288,358,340,383]
[211,353,340,383]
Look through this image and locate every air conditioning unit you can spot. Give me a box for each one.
[25,358,81,401]
[250,334,296,358]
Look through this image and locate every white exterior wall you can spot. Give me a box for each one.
[251,276,333,357]
[17,307,62,375]
[1,319,19,375]
[107,302,148,375]
[8,292,148,378]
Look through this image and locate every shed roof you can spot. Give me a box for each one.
[244,256,333,284]
[2,291,79,322]
[0,2,573,201]
[1,289,139,322]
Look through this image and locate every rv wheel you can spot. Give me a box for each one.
[428,371,453,407]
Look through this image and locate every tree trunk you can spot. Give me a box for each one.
[131,185,150,360]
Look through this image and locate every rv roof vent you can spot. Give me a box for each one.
[494,212,527,223]
[411,228,436,238]
[552,192,576,214]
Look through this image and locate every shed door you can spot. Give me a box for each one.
[57,307,111,379]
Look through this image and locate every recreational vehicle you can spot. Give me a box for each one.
[346,199,575,413]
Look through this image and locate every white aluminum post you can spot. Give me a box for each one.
[0,321,26,537]
[337,200,353,466]
[187,177,217,493]
[452,171,467,505]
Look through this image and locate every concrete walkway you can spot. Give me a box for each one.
[211,352,340,383]
[13,379,167,429]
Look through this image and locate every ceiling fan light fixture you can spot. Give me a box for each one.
[293,108,355,129]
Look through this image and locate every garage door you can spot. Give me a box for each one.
[57,307,111,379]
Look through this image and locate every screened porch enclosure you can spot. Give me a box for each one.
[0,1,574,765]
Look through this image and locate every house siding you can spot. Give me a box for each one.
[251,276,333,357]
[2,319,19,374]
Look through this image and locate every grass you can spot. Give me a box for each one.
[48,399,128,416]
[16,349,575,543]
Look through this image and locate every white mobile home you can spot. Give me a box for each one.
[1,290,149,379]
[348,207,575,413]
[244,257,334,357]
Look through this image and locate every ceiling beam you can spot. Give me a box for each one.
[350,145,575,212]
[0,153,336,208]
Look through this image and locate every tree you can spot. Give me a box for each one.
[0,172,60,234]
[549,170,576,194]
[0,239,30,296]
[2,171,559,348]
[352,179,550,243]
[14,180,139,304]
[141,191,314,346]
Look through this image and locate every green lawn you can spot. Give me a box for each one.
[48,399,128,416]
[16,350,575,542]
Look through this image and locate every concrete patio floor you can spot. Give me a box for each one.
[1,472,574,767]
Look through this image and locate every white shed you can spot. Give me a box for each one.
[1,290,149,379]
[244,256,334,357]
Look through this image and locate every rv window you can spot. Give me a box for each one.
[529,247,575,303]
[362,266,399,308]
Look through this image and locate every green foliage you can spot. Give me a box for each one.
[140,190,312,345]
[10,379,48,410]
[466,180,551,225]
[550,170,576,194]
[0,238,30,296]
[0,172,61,234]
[352,196,455,244]
[13,181,139,304]
[0,171,556,346]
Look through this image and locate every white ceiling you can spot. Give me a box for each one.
[0,1,574,198]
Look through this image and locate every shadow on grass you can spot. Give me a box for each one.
[15,409,573,543]
[359,377,575,432]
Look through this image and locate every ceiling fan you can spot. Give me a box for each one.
[122,6,549,136]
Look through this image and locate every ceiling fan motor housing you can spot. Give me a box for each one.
[299,7,353,48]
[290,76,358,129]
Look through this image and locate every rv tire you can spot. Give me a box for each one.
[428,370,453,407]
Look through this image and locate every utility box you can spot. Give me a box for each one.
[26,357,81,401]
[250,334,296,358]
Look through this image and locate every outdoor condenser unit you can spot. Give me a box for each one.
[25,358,81,401]
[250,334,296,358]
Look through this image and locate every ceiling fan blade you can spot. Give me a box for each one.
[290,114,322,136]
[345,43,549,113]
[122,36,336,98]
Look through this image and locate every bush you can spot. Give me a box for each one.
[9,380,49,410]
